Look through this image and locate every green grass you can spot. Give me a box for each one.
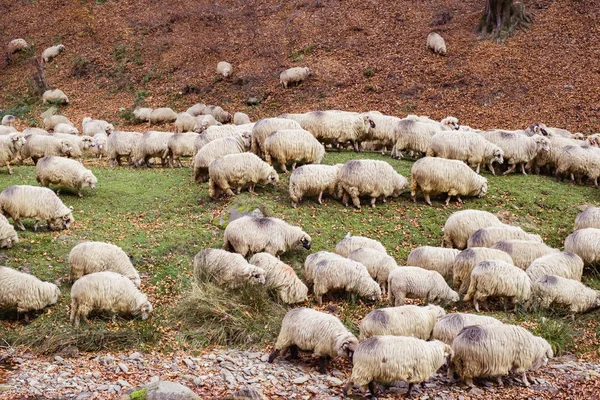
[0,152,599,355]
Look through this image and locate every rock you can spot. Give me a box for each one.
[260,355,269,363]
[141,380,201,400]
[226,385,268,400]
[306,386,319,394]
[150,376,160,383]
[92,372,102,379]
[118,363,129,374]
[102,355,116,365]
[221,368,237,386]
[110,384,122,392]
[0,385,11,392]
[469,388,484,396]
[292,376,310,384]
[75,392,94,400]
[246,97,261,106]
[208,354,216,360]
[129,352,143,361]
[326,377,343,387]
[118,379,132,388]
[183,359,195,368]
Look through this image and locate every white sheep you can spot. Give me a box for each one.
[464,260,531,312]
[195,124,253,151]
[529,274,600,314]
[0,214,19,249]
[279,67,311,88]
[42,44,65,63]
[70,271,153,327]
[288,163,342,208]
[335,232,387,257]
[69,241,140,286]
[359,304,446,340]
[35,156,97,197]
[481,131,550,175]
[186,103,206,117]
[82,117,114,136]
[233,112,251,125]
[491,240,560,270]
[248,252,308,304]
[21,127,49,135]
[411,157,488,205]
[50,133,93,160]
[42,89,69,105]
[20,134,73,164]
[525,122,573,138]
[574,207,600,230]
[216,61,232,78]
[7,38,29,54]
[453,247,514,294]
[359,112,403,154]
[167,132,200,168]
[174,112,201,133]
[303,251,347,285]
[300,111,375,152]
[432,312,503,344]
[555,145,600,186]
[526,251,584,283]
[406,246,460,279]
[527,135,584,174]
[0,126,17,134]
[387,266,459,306]
[193,248,265,289]
[0,266,60,323]
[43,115,74,130]
[564,228,600,265]
[467,225,543,248]
[204,105,232,124]
[132,131,173,168]
[264,129,325,173]
[391,119,443,159]
[208,152,279,198]
[347,247,398,295]
[427,32,446,56]
[196,114,220,131]
[251,117,302,158]
[53,123,79,135]
[91,132,108,159]
[442,209,504,249]
[149,108,178,124]
[107,131,142,167]
[268,307,358,373]
[223,215,311,257]
[133,107,152,122]
[1,115,16,126]
[193,133,250,182]
[0,132,27,174]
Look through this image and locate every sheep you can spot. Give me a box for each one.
[411,157,488,206]
[564,228,600,265]
[174,112,201,133]
[303,251,347,285]
[91,132,108,159]
[82,117,114,136]
[427,32,446,55]
[359,304,446,340]
[69,241,140,287]
[107,131,142,167]
[0,126,17,135]
[133,107,152,122]
[335,232,387,257]
[42,89,69,105]
[527,135,584,174]
[22,127,49,136]
[0,185,74,231]
[529,275,600,314]
[50,133,93,160]
[526,251,584,283]
[0,132,27,174]
[7,38,29,54]
[20,134,72,164]
[70,271,153,327]
[406,246,460,279]
[491,240,560,270]
[525,122,573,138]
[43,115,74,131]
[451,324,553,387]
[463,260,531,312]
[574,207,600,230]
[132,131,173,168]
[358,112,404,153]
[268,307,358,373]
[554,145,600,186]
[432,313,503,345]
[481,131,550,175]
[195,124,253,151]
[0,266,60,323]
[344,336,452,398]
[204,105,232,124]
[347,247,398,295]
[1,115,15,126]
[233,112,251,125]
[149,108,178,124]
[193,248,265,289]
[186,103,206,117]
[387,266,460,306]
[442,209,504,249]
[288,164,342,208]
[466,225,543,248]
[278,112,311,126]
[208,152,279,198]
[300,111,375,152]
[453,247,514,294]
[53,123,79,135]
[337,159,408,209]
[391,119,442,159]
[216,61,232,78]
[196,114,220,131]
[264,129,325,173]
[193,133,251,182]
[35,156,97,197]
[251,117,303,158]
[42,44,65,63]
[279,67,311,88]
[167,132,200,168]
[0,214,19,249]
[248,252,308,304]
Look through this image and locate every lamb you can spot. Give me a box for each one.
[427,32,446,55]
[443,209,504,249]
[391,119,442,159]
[233,112,251,125]
[149,108,177,124]
[186,103,206,117]
[268,308,358,373]
[411,157,488,205]
[224,215,311,257]
[0,214,19,249]
[481,131,550,175]
[526,251,584,283]
[35,156,97,197]
[0,266,60,323]
[248,252,308,304]
[1,115,15,126]
[574,207,600,230]
[359,304,446,340]
[167,132,200,168]
[193,133,251,182]
[42,44,65,63]
[491,240,560,270]
[91,132,108,159]
[431,313,503,345]
[288,164,342,208]
[50,133,93,160]
[133,107,152,122]
[7,38,29,54]
[347,247,398,295]
[193,248,265,289]
[20,134,72,164]
[529,275,600,314]
[564,228,600,265]
[53,123,79,135]
[0,132,27,174]
[300,111,375,152]
[204,105,232,124]
[82,117,114,136]
[216,61,232,78]
[337,159,408,208]
[251,117,302,158]
[453,247,514,294]
[70,271,153,327]
[107,131,142,167]
[406,246,460,278]
[174,112,201,133]
[335,232,387,257]
[554,145,600,186]
[467,225,543,248]
[463,260,532,312]
[208,152,279,198]
[387,266,460,306]
[69,241,140,287]
[0,185,74,231]
[303,251,346,285]
[344,336,452,398]
[264,129,325,173]
[42,89,69,105]
[43,115,74,130]
[279,67,311,88]
[132,131,173,168]
[451,324,553,387]
[195,124,253,151]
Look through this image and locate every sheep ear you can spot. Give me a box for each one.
[69,206,73,210]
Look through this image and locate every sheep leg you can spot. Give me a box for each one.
[370,197,377,208]
[342,380,354,396]
[465,377,475,388]
[342,192,350,207]
[316,294,323,305]
[351,194,361,209]
[475,163,481,174]
[318,356,329,374]
[291,162,297,171]
[7,164,13,175]
[317,191,323,204]
[424,193,432,206]
[445,194,452,206]
[78,191,83,198]
[23,312,30,325]
[503,163,516,175]
[521,372,530,387]
[473,297,480,312]
[502,297,509,313]
[368,381,377,397]
[394,293,405,307]
[520,163,527,175]
[496,376,503,386]
[33,220,39,232]
[488,162,496,176]
[289,345,300,360]
[15,219,25,231]
[267,349,280,363]
[406,382,414,398]
[352,141,359,153]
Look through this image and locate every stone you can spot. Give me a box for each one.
[129,352,143,360]
[306,386,319,394]
[226,386,268,400]
[246,97,261,106]
[326,377,343,386]
[118,363,129,374]
[469,388,484,396]
[118,379,132,388]
[92,372,102,379]
[102,355,116,365]
[221,368,237,386]
[292,376,310,384]
[54,355,65,364]
[75,392,94,400]
[0,385,11,392]
[141,380,201,400]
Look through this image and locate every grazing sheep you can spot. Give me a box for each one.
[443,209,504,249]
[268,308,358,373]
[288,164,342,208]
[223,215,311,257]
[0,126,17,135]
[467,225,542,248]
[21,127,49,135]
[7,38,29,54]
[107,131,142,167]
[42,44,65,63]
[0,214,19,249]
[303,251,347,285]
[451,324,553,387]
[574,207,600,230]
[167,132,200,168]
[50,133,92,160]
[35,156,97,197]
[300,111,375,152]
[193,133,251,182]
[193,248,265,289]
[0,266,60,323]
[216,61,232,78]
[186,103,206,117]
[464,260,531,312]
[195,124,253,151]
[20,134,72,164]
[196,114,220,131]
[525,122,573,138]
[248,252,308,304]
[453,247,514,294]
[133,107,152,122]
[251,117,303,158]
[391,119,442,159]
[411,157,488,205]
[42,89,69,105]
[132,131,173,168]
[335,232,387,257]
[69,241,140,287]
[279,67,311,88]
[527,135,584,174]
[208,152,279,198]
[526,251,584,283]
[347,247,398,295]
[70,271,153,327]
[205,105,232,124]
[554,145,600,186]
[1,115,16,126]
[564,228,600,265]
[53,123,79,135]
[43,115,74,131]
[529,275,600,314]
[427,32,446,55]
[432,313,503,345]
[82,117,114,136]
[264,129,325,173]
[149,108,178,124]
[174,112,201,133]
[0,132,27,174]
[359,304,446,340]
[481,131,550,175]
[233,112,251,125]
[387,266,459,306]
[344,336,452,398]
[406,246,460,278]
[337,159,408,209]
[491,240,559,270]
[359,112,403,153]
[91,132,108,159]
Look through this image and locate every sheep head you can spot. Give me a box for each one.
[533,135,551,152]
[299,233,312,250]
[138,300,154,320]
[336,335,358,360]
[246,266,266,285]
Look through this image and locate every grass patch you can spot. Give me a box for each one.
[531,316,573,356]
[290,44,315,62]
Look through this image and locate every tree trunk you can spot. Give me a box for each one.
[30,57,48,95]
[479,0,533,43]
